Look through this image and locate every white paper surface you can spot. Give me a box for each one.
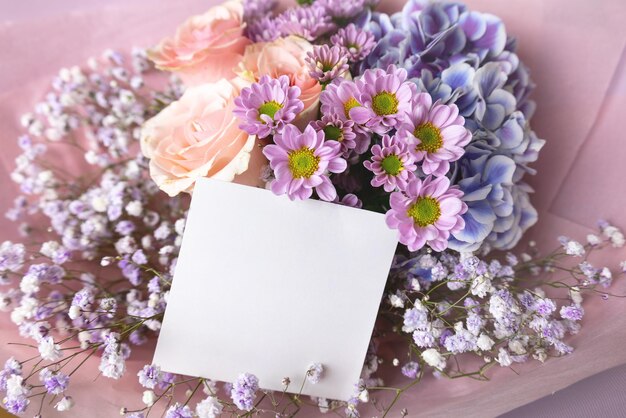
[153,178,399,401]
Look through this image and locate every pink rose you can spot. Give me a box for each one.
[237,36,322,126]
[148,0,250,87]
[141,78,264,196]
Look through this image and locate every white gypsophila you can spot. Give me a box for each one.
[317,397,330,414]
[421,348,446,370]
[508,339,526,355]
[497,348,512,367]
[40,241,61,258]
[202,380,218,396]
[196,396,223,418]
[99,352,125,379]
[11,296,38,325]
[125,200,143,217]
[564,240,585,257]
[476,333,494,351]
[470,274,492,298]
[6,375,29,398]
[55,396,75,411]
[174,218,186,235]
[569,286,583,305]
[19,275,40,294]
[90,194,109,212]
[358,389,369,403]
[115,236,137,255]
[389,293,404,308]
[142,390,156,406]
[586,234,601,246]
[38,336,62,361]
[68,305,81,320]
[603,226,625,247]
[307,363,324,384]
[533,287,546,298]
[533,348,548,363]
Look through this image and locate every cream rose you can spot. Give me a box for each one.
[141,79,261,197]
[237,36,322,126]
[148,0,251,86]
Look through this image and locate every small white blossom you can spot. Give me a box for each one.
[569,286,583,305]
[358,389,369,403]
[476,333,494,351]
[68,305,81,320]
[564,240,585,256]
[586,234,601,246]
[306,363,324,384]
[38,336,62,361]
[142,390,156,406]
[196,396,223,418]
[496,348,512,367]
[470,275,492,298]
[421,349,446,370]
[55,396,75,411]
[389,293,404,308]
[6,375,29,398]
[20,275,40,294]
[125,200,143,217]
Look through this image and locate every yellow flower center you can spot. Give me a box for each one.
[258,101,283,121]
[344,97,361,119]
[288,148,320,179]
[372,91,398,115]
[414,122,443,153]
[381,155,403,175]
[323,125,343,142]
[407,196,441,227]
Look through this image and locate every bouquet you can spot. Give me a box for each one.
[1,0,624,416]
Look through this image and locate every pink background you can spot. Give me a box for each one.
[1,0,625,416]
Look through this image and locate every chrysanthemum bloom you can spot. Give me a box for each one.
[397,93,472,176]
[306,45,349,84]
[351,66,415,134]
[311,114,356,154]
[364,135,416,192]
[319,79,366,128]
[275,4,335,41]
[262,124,347,201]
[386,176,467,252]
[330,24,376,62]
[246,16,280,42]
[233,75,304,138]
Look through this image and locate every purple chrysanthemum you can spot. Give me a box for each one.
[386,176,467,252]
[352,65,415,134]
[397,93,472,176]
[275,4,335,41]
[311,114,356,154]
[330,24,376,62]
[262,124,347,201]
[334,193,363,208]
[243,0,277,23]
[306,45,349,84]
[319,79,365,128]
[246,16,280,42]
[234,75,304,139]
[363,135,416,192]
[317,0,367,19]
[230,373,259,412]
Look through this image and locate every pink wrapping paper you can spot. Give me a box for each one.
[1,0,625,416]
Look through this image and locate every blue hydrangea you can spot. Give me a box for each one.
[359,0,544,252]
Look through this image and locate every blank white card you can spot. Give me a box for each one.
[153,178,398,400]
